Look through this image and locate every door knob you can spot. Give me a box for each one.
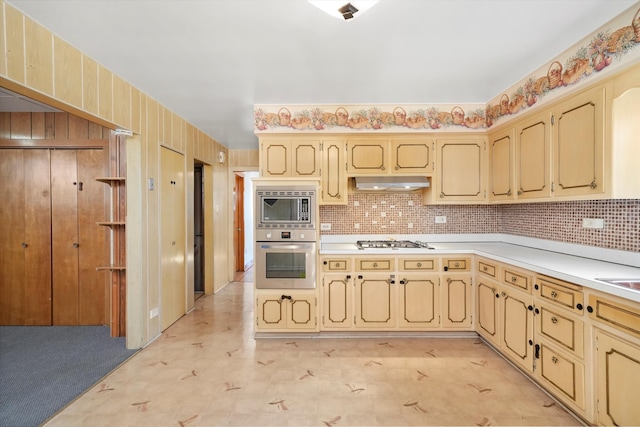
[21,242,28,248]
[73,243,79,248]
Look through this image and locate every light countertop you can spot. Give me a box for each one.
[319,234,640,303]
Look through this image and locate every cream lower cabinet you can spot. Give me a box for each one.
[322,273,353,329]
[588,292,640,426]
[255,293,318,331]
[442,274,473,329]
[398,274,440,328]
[476,258,501,346]
[594,330,640,426]
[500,286,535,373]
[355,273,396,328]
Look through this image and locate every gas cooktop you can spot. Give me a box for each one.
[356,240,433,250]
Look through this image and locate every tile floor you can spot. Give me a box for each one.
[45,270,582,427]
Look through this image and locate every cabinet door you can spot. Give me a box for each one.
[489,129,514,201]
[322,274,353,329]
[477,279,500,345]
[0,149,52,325]
[261,140,290,176]
[553,85,605,197]
[320,139,347,204]
[256,295,286,329]
[292,141,320,177]
[595,329,640,427]
[442,274,472,328]
[435,139,486,202]
[500,288,534,372]
[398,274,439,329]
[355,274,396,328]
[391,139,433,174]
[516,111,551,199]
[347,140,388,175]
[287,295,317,329]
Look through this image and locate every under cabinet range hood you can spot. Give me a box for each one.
[353,176,430,191]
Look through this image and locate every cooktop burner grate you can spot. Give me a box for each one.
[356,240,432,249]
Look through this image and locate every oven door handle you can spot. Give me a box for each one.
[258,243,315,251]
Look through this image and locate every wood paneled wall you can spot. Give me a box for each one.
[0,112,110,141]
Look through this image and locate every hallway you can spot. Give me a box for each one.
[45,273,581,426]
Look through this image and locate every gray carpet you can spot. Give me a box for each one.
[0,326,138,427]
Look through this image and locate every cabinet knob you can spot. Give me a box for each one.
[587,305,594,313]
[483,266,488,271]
[417,262,422,267]
[323,261,328,265]
[511,276,516,282]
[576,303,583,310]
[551,316,558,324]
[534,284,539,290]
[527,305,534,311]
[550,291,558,298]
[551,356,558,364]
[373,262,378,268]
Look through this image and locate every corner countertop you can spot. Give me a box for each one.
[319,234,640,303]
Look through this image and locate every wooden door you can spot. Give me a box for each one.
[234,173,244,272]
[161,147,186,330]
[51,149,108,325]
[76,149,109,324]
[0,149,52,325]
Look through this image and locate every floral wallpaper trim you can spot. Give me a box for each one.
[254,5,640,133]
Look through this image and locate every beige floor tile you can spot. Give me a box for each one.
[44,277,583,427]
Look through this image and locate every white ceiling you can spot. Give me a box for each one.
[5,0,638,149]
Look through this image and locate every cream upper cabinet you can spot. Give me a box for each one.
[488,128,515,201]
[320,139,347,205]
[390,139,434,174]
[433,138,487,203]
[260,139,321,177]
[346,139,389,175]
[514,110,552,200]
[552,84,605,198]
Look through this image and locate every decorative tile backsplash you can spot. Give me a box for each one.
[319,194,640,253]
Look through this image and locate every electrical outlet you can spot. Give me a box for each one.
[150,307,158,319]
[582,218,604,229]
[435,216,447,224]
[320,223,331,231]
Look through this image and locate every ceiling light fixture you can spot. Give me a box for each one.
[309,1,379,21]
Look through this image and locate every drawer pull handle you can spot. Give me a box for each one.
[454,262,460,268]
[551,317,558,324]
[550,291,558,298]
[417,262,422,267]
[511,276,516,282]
[501,291,507,297]
[551,356,558,364]
[483,266,488,271]
[373,262,378,268]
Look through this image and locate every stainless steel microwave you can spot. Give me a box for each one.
[255,185,316,229]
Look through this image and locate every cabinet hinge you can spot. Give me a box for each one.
[551,114,555,125]
[320,143,323,151]
[551,182,554,192]
[596,398,600,413]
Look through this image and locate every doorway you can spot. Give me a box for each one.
[194,163,204,299]
[233,171,258,281]
[234,174,245,273]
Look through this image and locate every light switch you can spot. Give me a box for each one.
[148,178,155,190]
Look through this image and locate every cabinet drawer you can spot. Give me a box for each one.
[322,258,351,272]
[502,267,532,292]
[443,257,470,272]
[588,293,640,338]
[477,259,498,278]
[357,259,393,271]
[539,344,586,410]
[538,305,584,358]
[536,275,583,313]
[399,258,437,271]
